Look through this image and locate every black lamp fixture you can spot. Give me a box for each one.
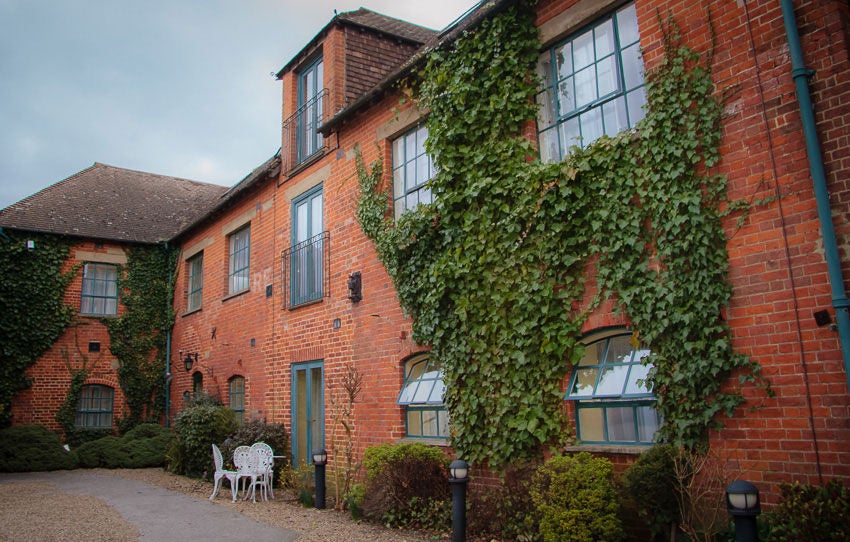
[183,352,198,372]
[449,459,470,542]
[726,479,761,542]
[312,448,328,509]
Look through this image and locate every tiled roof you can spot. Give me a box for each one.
[276,7,437,78]
[0,163,229,244]
[337,8,437,44]
[174,151,281,239]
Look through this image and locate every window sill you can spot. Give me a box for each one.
[288,297,323,311]
[78,313,118,319]
[564,443,653,455]
[182,307,202,318]
[222,288,250,303]
[396,437,451,447]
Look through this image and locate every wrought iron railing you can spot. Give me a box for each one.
[282,231,330,309]
[281,89,329,174]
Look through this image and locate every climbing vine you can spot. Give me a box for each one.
[104,244,178,432]
[357,6,766,467]
[0,231,76,427]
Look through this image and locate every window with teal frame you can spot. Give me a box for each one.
[536,2,646,162]
[397,354,449,439]
[229,376,245,424]
[187,252,203,312]
[80,263,118,316]
[392,123,435,219]
[565,331,659,445]
[228,225,250,295]
[75,385,114,428]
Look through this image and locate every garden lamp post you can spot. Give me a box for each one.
[449,459,469,542]
[726,479,761,542]
[312,449,327,509]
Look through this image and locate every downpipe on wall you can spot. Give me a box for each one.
[780,0,850,393]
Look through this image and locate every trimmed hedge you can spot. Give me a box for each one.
[0,425,78,471]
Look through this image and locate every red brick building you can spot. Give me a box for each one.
[3,0,849,507]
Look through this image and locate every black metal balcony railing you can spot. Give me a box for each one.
[282,89,329,174]
[282,231,330,309]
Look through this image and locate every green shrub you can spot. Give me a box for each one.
[346,483,366,520]
[219,419,290,487]
[530,453,625,542]
[165,403,237,476]
[0,425,78,472]
[76,424,172,468]
[361,442,451,529]
[622,444,680,540]
[764,480,850,542]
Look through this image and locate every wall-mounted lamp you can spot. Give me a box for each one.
[183,352,198,372]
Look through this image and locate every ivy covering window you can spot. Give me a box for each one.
[537,2,645,162]
[187,252,203,311]
[397,354,449,439]
[229,376,245,424]
[392,124,435,219]
[80,263,118,316]
[75,384,114,428]
[566,331,658,444]
[228,225,250,294]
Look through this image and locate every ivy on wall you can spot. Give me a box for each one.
[0,232,76,428]
[104,245,178,431]
[357,5,767,468]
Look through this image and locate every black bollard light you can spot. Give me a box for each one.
[312,448,327,509]
[449,459,469,542]
[726,479,761,542]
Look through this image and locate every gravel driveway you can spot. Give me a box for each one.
[0,468,436,542]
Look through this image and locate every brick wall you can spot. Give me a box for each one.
[12,240,128,433]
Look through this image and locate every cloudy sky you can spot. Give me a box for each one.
[0,0,477,209]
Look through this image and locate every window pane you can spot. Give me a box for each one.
[637,406,659,442]
[407,411,422,436]
[617,3,640,46]
[596,365,629,396]
[621,44,644,90]
[625,362,652,394]
[573,30,594,70]
[578,408,604,441]
[422,410,438,436]
[574,66,596,108]
[579,107,603,147]
[627,86,647,126]
[558,77,576,115]
[595,20,615,57]
[555,43,572,79]
[596,56,618,97]
[603,97,628,136]
[569,368,598,397]
[559,117,581,151]
[606,335,634,363]
[606,406,636,441]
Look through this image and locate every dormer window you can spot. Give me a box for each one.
[298,56,324,163]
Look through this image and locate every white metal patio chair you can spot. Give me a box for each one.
[233,445,259,501]
[250,442,275,500]
[210,443,239,502]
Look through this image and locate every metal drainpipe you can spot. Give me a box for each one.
[164,242,173,427]
[780,0,850,393]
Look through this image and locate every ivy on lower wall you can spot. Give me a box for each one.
[104,244,178,432]
[0,231,76,428]
[357,5,768,469]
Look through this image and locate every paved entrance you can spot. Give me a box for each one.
[0,470,299,542]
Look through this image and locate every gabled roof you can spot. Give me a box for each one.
[173,151,281,240]
[0,163,229,244]
[320,0,514,134]
[276,7,437,78]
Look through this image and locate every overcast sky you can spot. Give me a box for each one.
[0,0,477,209]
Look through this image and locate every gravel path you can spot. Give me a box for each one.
[0,468,438,542]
